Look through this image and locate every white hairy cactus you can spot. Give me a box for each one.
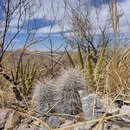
[55,67,87,115]
[32,78,57,116]
[32,67,87,119]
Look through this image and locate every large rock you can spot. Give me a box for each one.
[80,93,105,120]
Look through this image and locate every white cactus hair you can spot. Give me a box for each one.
[32,66,87,117]
[56,66,86,91]
[56,67,87,115]
[32,78,57,115]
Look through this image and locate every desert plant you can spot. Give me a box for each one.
[94,40,108,82]
[65,48,75,68]
[105,46,130,96]
[56,67,87,116]
[32,67,87,120]
[85,46,94,86]
[32,78,57,118]
[78,44,84,70]
[18,60,37,96]
[0,43,37,101]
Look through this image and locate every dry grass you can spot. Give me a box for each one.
[0,45,129,101]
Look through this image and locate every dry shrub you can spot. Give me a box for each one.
[0,76,16,106]
[105,46,130,97]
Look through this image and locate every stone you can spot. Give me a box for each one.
[0,108,12,129]
[120,105,130,115]
[17,123,28,130]
[38,124,49,130]
[47,116,61,128]
[80,94,105,120]
[4,110,21,130]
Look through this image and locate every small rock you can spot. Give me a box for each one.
[0,108,12,129]
[74,125,93,130]
[120,105,130,115]
[47,116,61,128]
[0,109,12,121]
[78,90,88,99]
[110,124,130,130]
[38,124,49,130]
[17,123,28,130]
[4,110,21,130]
[18,124,47,130]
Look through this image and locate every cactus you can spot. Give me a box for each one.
[32,67,87,120]
[32,78,57,117]
[55,67,87,116]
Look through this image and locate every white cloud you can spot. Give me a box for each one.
[89,0,130,33]
[118,0,130,32]
[34,0,130,36]
[31,0,66,21]
[2,0,130,35]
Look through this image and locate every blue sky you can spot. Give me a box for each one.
[21,18,55,30]
[90,0,126,8]
[0,0,130,51]
[0,9,3,20]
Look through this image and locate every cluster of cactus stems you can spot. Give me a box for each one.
[33,67,87,118]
